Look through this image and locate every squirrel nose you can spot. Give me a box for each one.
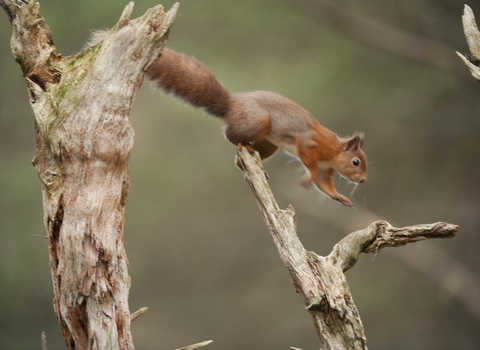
[359,177,367,183]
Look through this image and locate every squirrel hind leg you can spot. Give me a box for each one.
[251,139,279,160]
[223,108,271,146]
[233,138,278,159]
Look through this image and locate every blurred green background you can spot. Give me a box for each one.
[1,0,480,349]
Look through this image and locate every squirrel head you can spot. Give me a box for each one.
[333,133,367,184]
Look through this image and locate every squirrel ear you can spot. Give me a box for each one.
[344,132,364,151]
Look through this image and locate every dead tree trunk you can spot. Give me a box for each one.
[236,147,458,350]
[0,1,177,348]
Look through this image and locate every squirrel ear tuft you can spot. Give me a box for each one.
[344,132,364,151]
[356,132,364,148]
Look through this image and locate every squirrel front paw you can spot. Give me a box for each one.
[331,194,354,208]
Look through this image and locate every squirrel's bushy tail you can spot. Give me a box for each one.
[147,48,231,118]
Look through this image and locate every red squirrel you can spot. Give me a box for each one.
[146,48,367,207]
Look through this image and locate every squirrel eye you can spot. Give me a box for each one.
[352,159,360,166]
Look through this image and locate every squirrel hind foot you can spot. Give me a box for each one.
[237,142,255,154]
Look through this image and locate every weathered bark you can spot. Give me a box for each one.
[0,0,178,349]
[457,5,480,82]
[236,147,458,350]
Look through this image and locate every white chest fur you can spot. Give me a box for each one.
[265,135,298,157]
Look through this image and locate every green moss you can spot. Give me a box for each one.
[52,44,101,106]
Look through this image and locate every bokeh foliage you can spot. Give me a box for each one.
[1,0,479,349]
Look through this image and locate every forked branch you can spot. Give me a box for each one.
[236,147,458,350]
[329,221,457,272]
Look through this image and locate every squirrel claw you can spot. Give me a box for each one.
[237,142,255,154]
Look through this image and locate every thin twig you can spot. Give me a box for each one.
[41,331,47,350]
[172,340,213,350]
[130,307,148,322]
